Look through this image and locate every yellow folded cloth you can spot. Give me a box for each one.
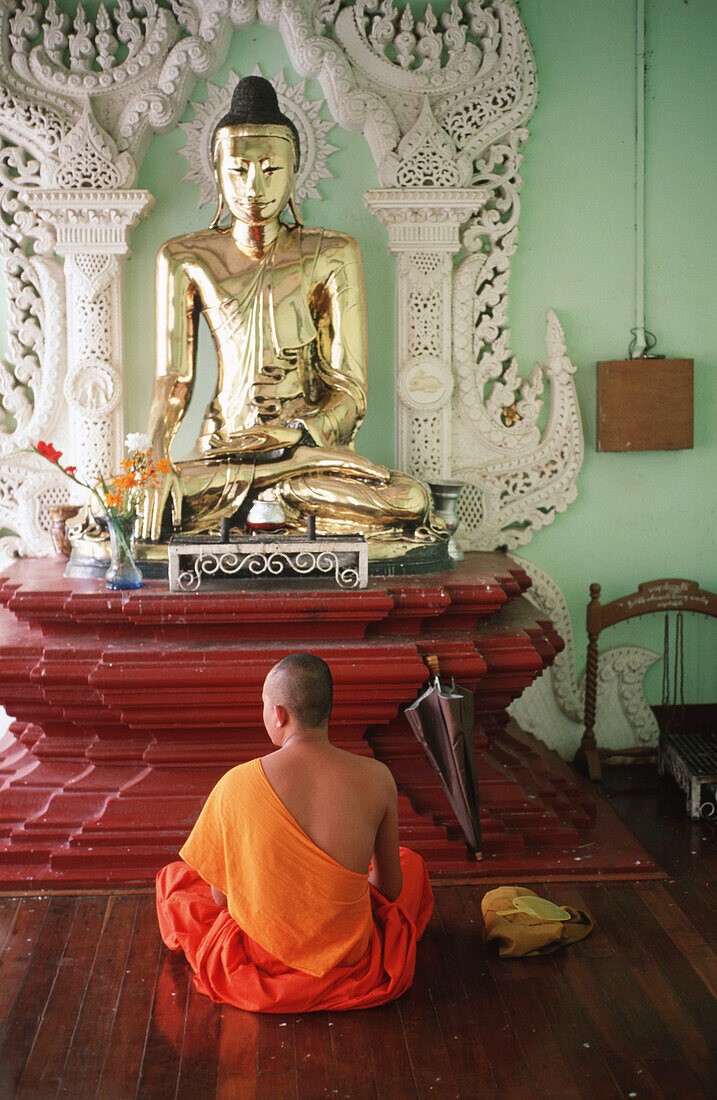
[481,886,593,957]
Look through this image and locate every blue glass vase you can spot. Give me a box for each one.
[105,515,142,591]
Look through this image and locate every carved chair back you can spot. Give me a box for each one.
[576,579,717,781]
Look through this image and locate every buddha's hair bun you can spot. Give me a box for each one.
[212,76,301,170]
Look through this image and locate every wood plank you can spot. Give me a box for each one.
[15,897,108,1098]
[543,884,668,1100]
[528,884,665,1099]
[479,932,584,1098]
[608,884,717,1092]
[399,910,461,1098]
[665,877,717,952]
[256,1013,297,1099]
[434,888,534,1100]
[294,1013,336,1099]
[607,788,717,949]
[136,949,192,1100]
[327,1009,378,1100]
[0,897,19,954]
[573,884,707,1096]
[419,888,498,1100]
[56,895,139,1098]
[95,895,164,1100]
[176,979,222,1099]
[525,953,623,1099]
[0,896,75,1097]
[361,1002,416,1100]
[255,1070,298,1100]
[0,898,49,1027]
[217,1006,259,1100]
[642,1058,709,1100]
[638,881,717,998]
[553,953,665,1100]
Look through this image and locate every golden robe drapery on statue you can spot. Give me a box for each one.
[150,219,434,541]
[135,75,444,557]
[69,75,446,570]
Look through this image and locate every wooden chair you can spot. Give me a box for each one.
[574,579,717,782]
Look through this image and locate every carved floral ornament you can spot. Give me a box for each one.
[0,0,583,565]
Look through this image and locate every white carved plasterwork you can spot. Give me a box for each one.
[0,0,583,578]
[21,187,155,483]
[508,558,661,760]
[179,66,338,209]
[365,186,486,479]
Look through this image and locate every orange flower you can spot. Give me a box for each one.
[156,458,171,474]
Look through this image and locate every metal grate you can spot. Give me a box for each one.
[661,731,717,820]
[665,732,717,777]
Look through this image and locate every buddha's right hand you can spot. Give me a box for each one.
[138,463,183,542]
[207,425,303,455]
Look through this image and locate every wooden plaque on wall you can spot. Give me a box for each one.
[596,359,694,452]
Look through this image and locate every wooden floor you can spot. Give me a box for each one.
[0,767,715,1100]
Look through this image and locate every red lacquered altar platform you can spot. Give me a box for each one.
[0,553,657,887]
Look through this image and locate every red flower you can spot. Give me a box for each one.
[36,441,62,464]
[64,466,77,477]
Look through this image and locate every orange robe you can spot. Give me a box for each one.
[155,757,433,1012]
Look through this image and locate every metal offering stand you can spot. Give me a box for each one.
[168,517,368,592]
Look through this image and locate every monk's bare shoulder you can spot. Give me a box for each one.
[343,751,396,802]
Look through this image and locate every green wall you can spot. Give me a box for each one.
[512,0,717,705]
[6,1,717,703]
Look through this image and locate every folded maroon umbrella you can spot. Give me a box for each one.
[405,679,482,856]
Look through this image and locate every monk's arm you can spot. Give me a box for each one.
[368,770,403,902]
[211,884,227,909]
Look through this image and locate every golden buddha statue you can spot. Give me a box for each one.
[137,76,445,563]
[67,77,446,573]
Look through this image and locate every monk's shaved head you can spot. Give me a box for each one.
[265,653,333,729]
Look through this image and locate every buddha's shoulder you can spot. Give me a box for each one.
[299,225,359,250]
[295,226,362,269]
[157,228,226,261]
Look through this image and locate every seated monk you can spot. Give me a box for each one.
[155,653,433,1013]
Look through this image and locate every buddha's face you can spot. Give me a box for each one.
[214,130,295,226]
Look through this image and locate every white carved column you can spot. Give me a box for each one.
[22,190,154,480]
[364,188,485,478]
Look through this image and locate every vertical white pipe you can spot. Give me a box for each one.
[632,0,647,357]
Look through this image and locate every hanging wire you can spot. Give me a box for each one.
[662,612,686,736]
[673,612,686,731]
[627,327,659,358]
[662,613,670,706]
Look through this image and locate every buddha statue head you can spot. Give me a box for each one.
[211,76,302,230]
